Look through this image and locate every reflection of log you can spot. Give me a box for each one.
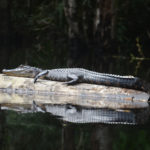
[0,74,149,109]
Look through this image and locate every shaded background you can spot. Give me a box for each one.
[0,0,150,76]
[0,0,150,150]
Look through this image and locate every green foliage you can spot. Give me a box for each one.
[116,0,150,57]
[10,0,68,67]
[28,1,68,68]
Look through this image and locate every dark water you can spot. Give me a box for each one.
[0,106,150,150]
[0,59,150,150]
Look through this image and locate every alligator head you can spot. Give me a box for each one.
[2,65,42,78]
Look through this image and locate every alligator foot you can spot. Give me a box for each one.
[34,70,48,83]
[63,74,80,85]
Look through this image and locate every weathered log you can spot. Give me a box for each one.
[0,74,149,109]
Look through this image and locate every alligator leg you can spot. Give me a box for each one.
[34,70,48,83]
[64,74,80,85]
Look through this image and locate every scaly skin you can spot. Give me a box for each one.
[2,65,149,92]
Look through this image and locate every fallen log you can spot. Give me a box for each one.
[0,74,149,109]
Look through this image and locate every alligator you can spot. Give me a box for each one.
[2,65,150,93]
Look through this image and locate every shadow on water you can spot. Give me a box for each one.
[0,92,150,150]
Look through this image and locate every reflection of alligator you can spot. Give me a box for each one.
[43,104,149,125]
[1,102,149,125]
[2,65,150,93]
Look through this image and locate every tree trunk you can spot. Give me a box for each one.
[0,0,12,70]
[64,0,116,68]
